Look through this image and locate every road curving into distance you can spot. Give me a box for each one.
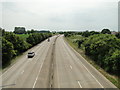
[1,35,118,89]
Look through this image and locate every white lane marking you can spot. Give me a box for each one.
[32,59,45,89]
[77,81,82,88]
[33,77,38,88]
[21,70,24,74]
[81,63,104,88]
[1,56,29,77]
[0,42,45,77]
[0,62,18,77]
[70,65,72,69]
[63,38,104,88]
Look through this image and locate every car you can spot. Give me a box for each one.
[28,52,35,58]
[48,38,50,42]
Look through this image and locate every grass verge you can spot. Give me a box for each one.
[64,36,119,88]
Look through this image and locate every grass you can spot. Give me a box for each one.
[16,34,29,40]
[64,35,119,88]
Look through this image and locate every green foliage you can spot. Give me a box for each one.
[68,33,120,76]
[2,38,15,65]
[3,32,31,54]
[26,33,52,45]
[14,27,26,34]
[90,31,100,35]
[115,32,120,39]
[64,33,71,37]
[82,31,91,37]
[101,29,111,34]
[82,34,120,74]
[27,29,51,34]
[64,32,76,37]
[16,34,29,40]
[104,50,120,74]
[2,28,52,67]
[65,32,120,88]
[82,31,100,37]
[78,38,86,48]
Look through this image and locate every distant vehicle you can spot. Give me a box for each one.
[48,38,50,42]
[28,52,35,58]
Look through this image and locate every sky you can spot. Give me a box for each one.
[0,0,119,32]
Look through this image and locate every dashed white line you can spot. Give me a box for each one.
[32,59,45,89]
[32,77,38,88]
[0,62,19,77]
[70,65,72,69]
[77,81,82,88]
[21,70,24,74]
[64,40,104,88]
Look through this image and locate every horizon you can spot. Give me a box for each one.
[1,0,119,32]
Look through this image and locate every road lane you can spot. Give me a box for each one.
[1,35,118,88]
[2,36,57,88]
[54,35,117,88]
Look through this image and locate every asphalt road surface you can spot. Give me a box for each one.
[1,35,118,89]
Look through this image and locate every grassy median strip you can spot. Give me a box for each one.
[64,36,119,88]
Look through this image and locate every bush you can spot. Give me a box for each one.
[115,32,120,39]
[2,38,15,65]
[101,29,111,34]
[3,32,31,55]
[82,34,120,74]
[2,29,52,67]
[26,33,52,45]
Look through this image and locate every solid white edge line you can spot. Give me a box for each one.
[70,65,72,69]
[0,40,47,77]
[63,37,104,88]
[77,81,82,88]
[81,63,104,88]
[0,63,17,77]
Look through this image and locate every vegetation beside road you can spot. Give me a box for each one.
[16,34,29,40]
[1,28,52,69]
[63,29,120,88]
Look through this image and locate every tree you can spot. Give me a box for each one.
[26,33,52,45]
[4,32,30,54]
[82,31,91,37]
[90,31,100,35]
[101,29,111,34]
[115,32,120,39]
[82,34,120,75]
[2,38,15,66]
[14,27,26,34]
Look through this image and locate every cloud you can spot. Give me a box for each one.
[1,0,119,31]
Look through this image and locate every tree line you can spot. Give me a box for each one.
[13,27,51,34]
[1,28,52,67]
[64,29,120,76]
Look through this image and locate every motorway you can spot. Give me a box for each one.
[1,35,118,89]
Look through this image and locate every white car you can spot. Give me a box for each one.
[28,52,35,58]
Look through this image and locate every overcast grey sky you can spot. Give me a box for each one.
[0,0,119,31]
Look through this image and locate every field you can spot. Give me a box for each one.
[16,34,29,40]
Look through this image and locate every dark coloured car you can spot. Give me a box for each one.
[48,38,50,42]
